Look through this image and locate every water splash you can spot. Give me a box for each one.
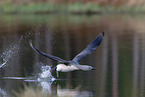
[37,65,56,82]
[0,36,24,68]
[0,61,7,68]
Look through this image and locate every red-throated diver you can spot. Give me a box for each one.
[30,32,104,77]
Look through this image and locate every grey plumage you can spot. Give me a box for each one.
[72,32,104,63]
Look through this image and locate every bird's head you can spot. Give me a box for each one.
[87,66,96,70]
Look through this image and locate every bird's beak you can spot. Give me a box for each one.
[92,68,96,70]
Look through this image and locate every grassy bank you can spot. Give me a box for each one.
[1,2,145,14]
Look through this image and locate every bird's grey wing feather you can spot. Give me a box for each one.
[29,40,69,63]
[72,32,104,63]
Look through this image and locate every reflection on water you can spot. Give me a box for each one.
[57,85,93,97]
[0,88,7,97]
[0,14,145,97]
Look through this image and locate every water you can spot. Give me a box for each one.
[0,14,145,97]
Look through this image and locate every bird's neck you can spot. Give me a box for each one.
[75,64,90,71]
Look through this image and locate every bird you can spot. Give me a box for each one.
[29,32,104,77]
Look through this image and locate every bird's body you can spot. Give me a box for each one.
[56,62,95,72]
[30,32,104,77]
[56,64,79,72]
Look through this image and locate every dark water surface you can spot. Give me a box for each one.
[0,14,145,97]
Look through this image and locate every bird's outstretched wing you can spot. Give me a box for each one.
[29,40,69,63]
[72,32,104,63]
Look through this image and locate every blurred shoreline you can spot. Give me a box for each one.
[0,1,145,14]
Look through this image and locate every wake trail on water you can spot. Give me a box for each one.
[0,34,56,81]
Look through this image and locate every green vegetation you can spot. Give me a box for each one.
[1,2,145,14]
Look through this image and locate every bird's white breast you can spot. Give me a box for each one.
[56,64,79,72]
